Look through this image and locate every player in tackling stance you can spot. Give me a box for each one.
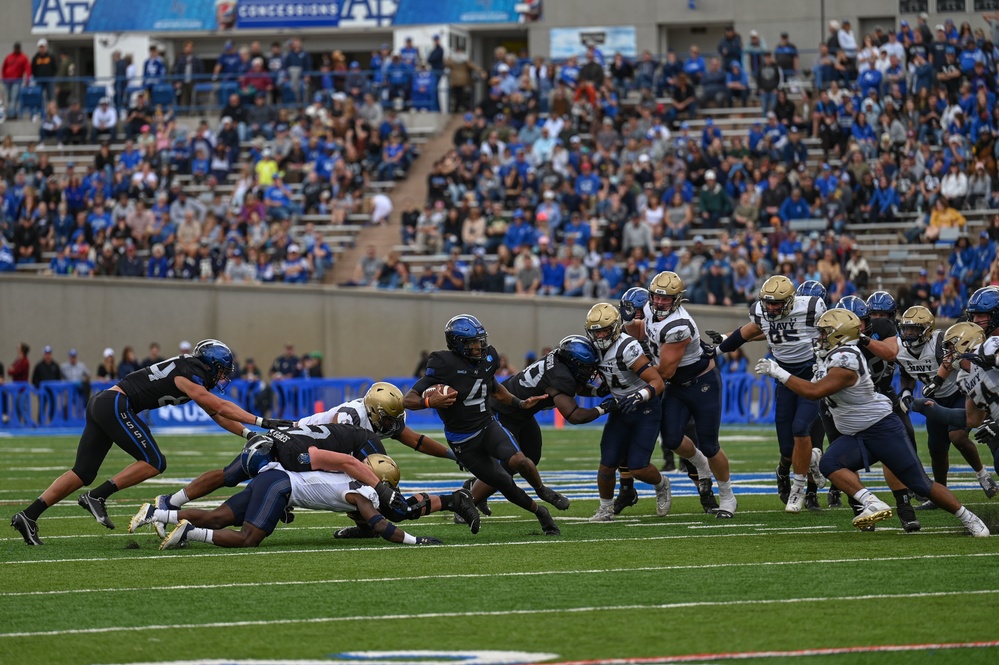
[755,309,988,536]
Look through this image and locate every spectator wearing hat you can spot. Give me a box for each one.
[281,244,310,283]
[941,161,969,209]
[774,31,799,79]
[31,39,56,105]
[60,348,89,386]
[717,26,743,72]
[31,345,63,389]
[95,347,117,380]
[726,61,749,107]
[930,265,949,301]
[698,170,733,229]
[744,30,768,79]
[968,162,992,208]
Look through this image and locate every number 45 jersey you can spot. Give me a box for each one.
[750,295,825,365]
[116,355,213,411]
[421,346,500,434]
[957,337,999,420]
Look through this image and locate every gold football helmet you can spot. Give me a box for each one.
[364,453,401,488]
[585,302,623,351]
[759,275,796,320]
[899,306,935,351]
[363,382,405,437]
[648,271,686,321]
[942,321,985,358]
[815,309,861,358]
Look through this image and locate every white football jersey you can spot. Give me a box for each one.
[814,344,893,435]
[957,337,999,420]
[643,304,704,370]
[894,329,960,399]
[260,462,380,513]
[750,295,825,365]
[595,333,650,398]
[297,397,406,439]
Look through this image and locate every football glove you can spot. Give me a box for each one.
[962,348,999,369]
[705,329,726,346]
[374,481,406,514]
[595,382,611,397]
[921,375,944,398]
[899,389,913,414]
[260,418,297,430]
[857,334,870,347]
[755,358,791,384]
[975,419,999,447]
[618,389,648,414]
[597,397,619,415]
[415,536,443,545]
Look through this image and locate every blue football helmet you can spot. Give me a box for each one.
[557,334,600,383]
[966,286,999,333]
[445,315,488,364]
[241,433,276,478]
[866,291,897,320]
[835,295,870,329]
[796,279,827,302]
[193,339,235,393]
[619,287,649,323]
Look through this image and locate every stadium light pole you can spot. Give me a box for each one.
[820,0,825,44]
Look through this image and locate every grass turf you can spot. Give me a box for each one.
[1,427,998,665]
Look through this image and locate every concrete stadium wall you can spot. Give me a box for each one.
[0,276,755,377]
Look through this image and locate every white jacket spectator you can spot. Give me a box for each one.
[838,25,858,58]
[91,103,117,132]
[941,170,968,202]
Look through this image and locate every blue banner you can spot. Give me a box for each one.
[392,0,519,25]
[236,0,341,29]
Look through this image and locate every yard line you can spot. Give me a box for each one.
[547,640,999,664]
[2,552,996,598]
[1,589,996,638]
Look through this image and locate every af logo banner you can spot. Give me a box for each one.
[32,0,96,34]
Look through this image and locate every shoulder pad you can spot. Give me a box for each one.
[827,348,862,372]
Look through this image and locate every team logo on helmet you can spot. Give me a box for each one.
[815,309,861,358]
[942,321,985,358]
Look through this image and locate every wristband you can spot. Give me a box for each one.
[773,367,791,384]
[511,396,523,409]
[241,427,252,440]
[595,405,606,416]
[254,416,263,427]
[424,396,431,408]
[718,328,746,354]
[415,434,426,450]
[403,532,417,545]
[638,387,652,402]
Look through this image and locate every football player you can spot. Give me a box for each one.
[756,309,989,536]
[707,275,827,513]
[584,303,673,522]
[797,280,836,509]
[403,315,563,536]
[893,306,995,506]
[642,272,737,518]
[10,339,282,546]
[153,439,441,549]
[833,296,921,531]
[148,381,457,534]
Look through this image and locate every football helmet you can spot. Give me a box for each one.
[899,306,935,351]
[942,321,985,358]
[557,334,600,383]
[445,315,488,364]
[796,279,827,302]
[240,433,276,478]
[966,287,999,334]
[585,303,623,351]
[648,271,686,321]
[835,295,870,331]
[194,339,235,393]
[619,287,649,323]
[866,291,898,320]
[759,276,796,320]
[815,309,861,358]
[364,453,401,488]
[363,382,405,437]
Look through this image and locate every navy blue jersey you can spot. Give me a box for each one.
[115,355,212,411]
[491,351,577,420]
[273,424,386,472]
[415,346,500,434]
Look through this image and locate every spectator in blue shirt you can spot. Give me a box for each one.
[72,245,95,277]
[146,243,170,278]
[662,171,696,204]
[142,45,166,93]
[930,266,948,301]
[683,45,706,83]
[48,245,73,275]
[561,212,591,246]
[0,237,16,272]
[504,209,536,251]
[654,238,679,273]
[538,253,565,296]
[779,188,811,223]
[870,176,899,222]
[214,41,242,81]
[972,230,997,284]
[725,61,749,107]
[937,281,965,319]
[574,162,602,196]
[600,253,624,297]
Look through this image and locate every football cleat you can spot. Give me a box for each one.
[463,478,491,516]
[697,477,719,513]
[333,524,378,539]
[661,451,677,472]
[804,491,821,512]
[979,473,999,499]
[809,448,827,490]
[612,485,639,515]
[785,485,805,513]
[452,489,480,534]
[827,487,843,508]
[153,495,174,538]
[896,500,921,533]
[655,477,673,516]
[128,503,155,534]
[852,499,893,530]
[536,485,570,511]
[717,491,737,518]
[965,513,991,538]
[589,505,615,522]
[914,499,938,511]
[535,505,560,536]
[78,492,115,529]
[776,467,791,504]
[280,506,295,524]
[160,520,194,550]
[11,512,42,546]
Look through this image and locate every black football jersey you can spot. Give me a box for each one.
[414,346,500,434]
[273,424,386,472]
[491,351,577,420]
[115,355,212,411]
[863,317,898,393]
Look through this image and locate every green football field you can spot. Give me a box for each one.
[1,427,998,665]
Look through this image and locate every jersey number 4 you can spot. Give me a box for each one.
[464,379,490,412]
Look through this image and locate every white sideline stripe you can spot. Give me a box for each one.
[3,552,997,598]
[1,589,995,638]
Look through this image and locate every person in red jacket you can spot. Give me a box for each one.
[8,343,30,383]
[2,42,31,119]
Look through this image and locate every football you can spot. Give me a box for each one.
[422,385,457,401]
